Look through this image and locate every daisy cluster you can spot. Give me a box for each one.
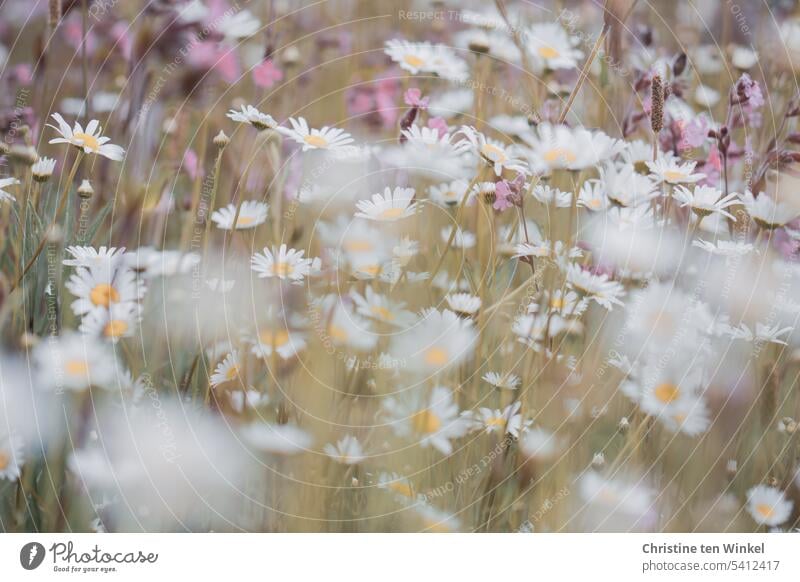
[0,0,799,534]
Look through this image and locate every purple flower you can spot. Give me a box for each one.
[403,88,429,109]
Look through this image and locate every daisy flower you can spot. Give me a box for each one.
[226,104,277,130]
[124,247,201,278]
[65,265,144,317]
[526,22,583,71]
[34,333,122,392]
[323,435,366,465]
[531,184,572,208]
[382,386,471,455]
[458,125,529,176]
[219,8,261,39]
[428,179,470,207]
[722,322,793,345]
[673,185,739,220]
[520,123,623,174]
[354,187,418,222]
[440,226,476,249]
[47,113,125,160]
[352,286,415,327]
[377,472,416,502]
[445,293,481,317]
[482,371,521,390]
[247,326,306,360]
[476,401,530,437]
[599,163,659,207]
[278,117,354,151]
[415,504,461,532]
[382,125,472,179]
[389,309,477,375]
[646,156,705,185]
[385,39,436,74]
[565,263,625,310]
[577,180,609,211]
[251,244,319,283]
[740,191,799,229]
[63,246,128,269]
[692,239,756,256]
[210,352,242,387]
[31,157,57,182]
[78,302,142,343]
[0,431,24,481]
[746,485,793,527]
[211,200,269,230]
[0,177,20,203]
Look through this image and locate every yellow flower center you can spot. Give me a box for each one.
[379,207,406,220]
[481,143,507,163]
[654,383,680,404]
[304,134,329,148]
[403,54,425,68]
[538,45,560,59]
[273,262,292,277]
[328,324,349,341]
[104,319,129,338]
[487,416,506,427]
[370,306,395,321]
[755,504,775,519]
[589,199,602,208]
[357,264,381,277]
[344,239,373,252]
[663,170,685,183]
[90,283,120,308]
[0,451,9,470]
[259,329,290,347]
[543,147,577,164]
[550,297,564,310]
[65,359,89,377]
[225,365,240,380]
[389,481,414,497]
[236,215,255,227]
[424,346,449,366]
[74,132,100,152]
[411,409,442,434]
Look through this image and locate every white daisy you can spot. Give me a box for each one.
[477,401,530,437]
[482,371,521,390]
[63,245,128,269]
[565,263,625,310]
[429,179,470,207]
[740,191,799,229]
[323,435,366,465]
[0,177,20,203]
[458,125,529,176]
[226,104,277,130]
[692,239,756,256]
[531,184,572,208]
[0,431,24,481]
[390,309,477,375]
[78,302,142,343]
[47,113,125,160]
[210,352,242,387]
[34,333,122,392]
[251,244,319,283]
[354,187,418,222]
[211,200,269,230]
[673,185,739,220]
[445,293,481,317]
[599,163,659,207]
[31,156,57,182]
[65,264,144,317]
[746,485,793,527]
[526,22,583,71]
[278,117,354,151]
[521,123,623,174]
[382,385,471,455]
[247,326,306,360]
[646,156,705,185]
[351,286,415,327]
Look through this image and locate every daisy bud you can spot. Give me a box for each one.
[650,74,664,135]
[213,130,230,149]
[9,144,38,166]
[725,459,737,475]
[468,33,490,55]
[77,179,94,198]
[618,416,630,433]
[46,224,64,244]
[32,157,56,183]
[591,452,605,468]
[281,46,301,68]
